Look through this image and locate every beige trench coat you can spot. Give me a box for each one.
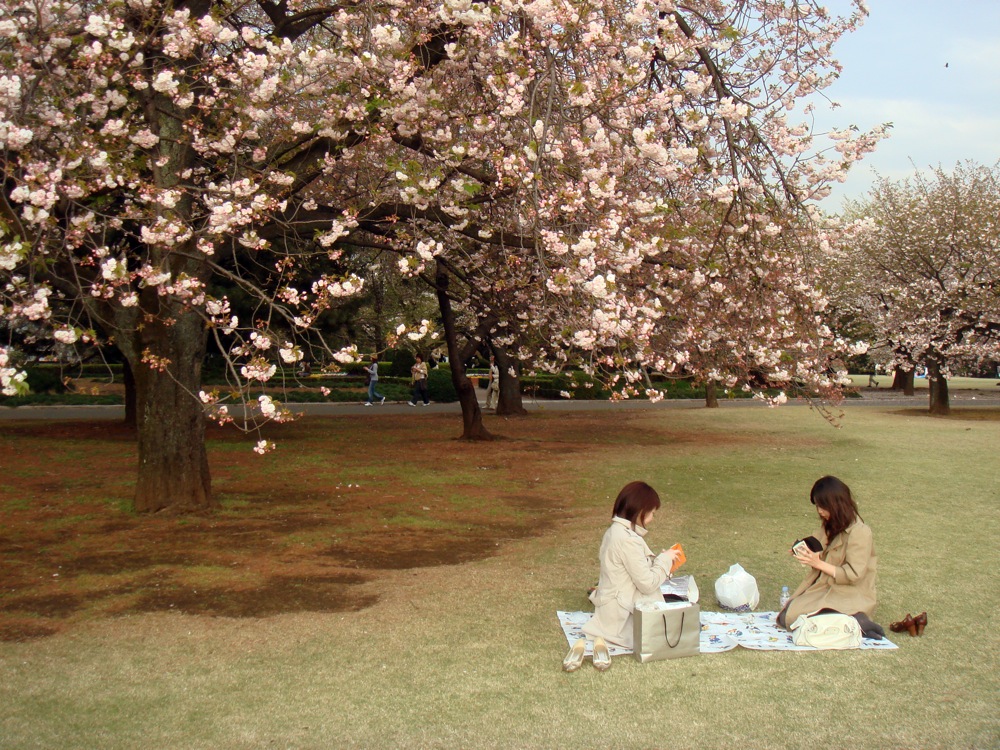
[780,519,878,627]
[581,517,672,649]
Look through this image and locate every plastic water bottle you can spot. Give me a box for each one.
[779,586,790,608]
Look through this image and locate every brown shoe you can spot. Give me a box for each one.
[889,614,916,636]
[913,611,927,636]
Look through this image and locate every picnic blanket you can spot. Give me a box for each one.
[556,609,898,654]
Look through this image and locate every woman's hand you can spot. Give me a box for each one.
[793,547,836,578]
[659,548,680,568]
[793,546,820,568]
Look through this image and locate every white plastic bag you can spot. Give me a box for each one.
[714,563,760,611]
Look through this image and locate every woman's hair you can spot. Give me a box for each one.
[612,481,661,530]
[810,475,860,542]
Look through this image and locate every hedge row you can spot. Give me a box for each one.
[5,363,757,406]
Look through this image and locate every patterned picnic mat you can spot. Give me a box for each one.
[556,609,898,655]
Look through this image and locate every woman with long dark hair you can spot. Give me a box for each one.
[776,476,883,637]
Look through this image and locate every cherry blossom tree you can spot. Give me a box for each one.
[391,0,885,421]
[643,208,864,410]
[1,0,884,511]
[825,162,1000,415]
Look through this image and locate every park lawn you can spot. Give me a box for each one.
[845,373,1000,391]
[0,404,998,749]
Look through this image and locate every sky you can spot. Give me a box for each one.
[810,0,1000,208]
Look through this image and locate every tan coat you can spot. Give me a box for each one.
[781,519,878,626]
[581,517,672,649]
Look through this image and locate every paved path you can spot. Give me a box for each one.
[2,386,998,421]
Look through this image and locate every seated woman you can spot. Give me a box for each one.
[574,481,679,667]
[776,475,884,638]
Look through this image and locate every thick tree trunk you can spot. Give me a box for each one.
[891,367,915,396]
[123,358,137,428]
[493,346,527,417]
[927,360,951,416]
[704,380,719,408]
[125,310,214,512]
[435,264,492,440]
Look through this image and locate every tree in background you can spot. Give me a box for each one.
[634,205,868,412]
[826,162,1000,415]
[1,0,883,511]
[382,0,883,424]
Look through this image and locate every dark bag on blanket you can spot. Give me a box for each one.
[633,602,700,663]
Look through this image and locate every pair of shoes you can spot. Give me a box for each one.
[380,396,386,405]
[408,402,416,407]
[592,637,612,671]
[364,402,373,407]
[890,612,928,637]
[562,639,586,672]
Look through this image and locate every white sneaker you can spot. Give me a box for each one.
[408,402,416,407]
[364,402,372,407]
[380,396,386,405]
[420,402,430,406]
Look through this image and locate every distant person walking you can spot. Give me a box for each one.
[485,355,500,409]
[409,354,430,406]
[365,354,385,406]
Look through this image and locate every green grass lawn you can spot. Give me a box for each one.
[0,405,998,749]
[846,373,1000,390]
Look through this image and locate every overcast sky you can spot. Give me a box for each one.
[811,0,1000,208]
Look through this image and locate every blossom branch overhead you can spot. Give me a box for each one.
[0,0,888,498]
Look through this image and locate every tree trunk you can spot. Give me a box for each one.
[493,346,527,417]
[371,264,387,353]
[435,264,492,440]
[704,380,719,408]
[891,366,915,396]
[123,358,137,428]
[927,360,951,416]
[125,310,214,512]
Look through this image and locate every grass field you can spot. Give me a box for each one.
[845,373,1000,391]
[1,403,998,749]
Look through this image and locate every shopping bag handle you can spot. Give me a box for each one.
[661,610,685,648]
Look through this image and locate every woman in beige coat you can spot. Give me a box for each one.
[580,481,680,654]
[776,476,884,638]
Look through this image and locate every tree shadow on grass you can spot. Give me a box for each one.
[0,410,753,641]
